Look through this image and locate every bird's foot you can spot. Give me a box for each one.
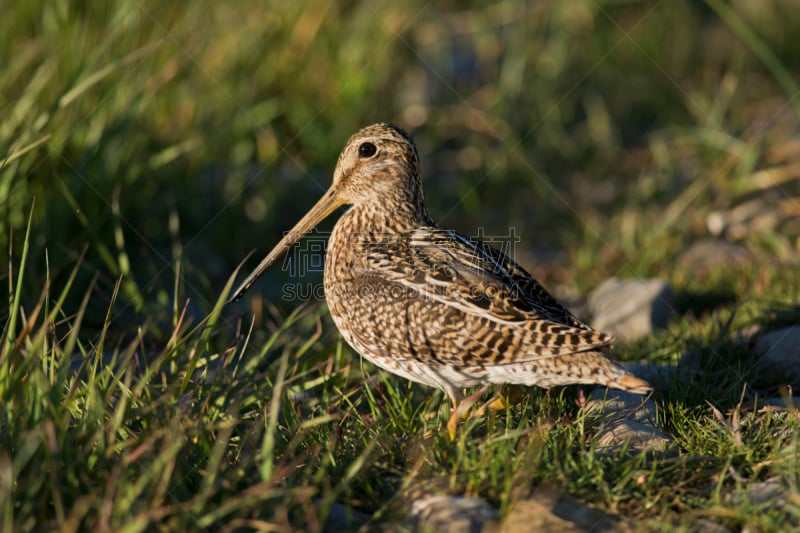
[445,385,491,439]
[476,385,526,415]
[486,396,508,411]
[575,388,586,409]
[446,411,459,441]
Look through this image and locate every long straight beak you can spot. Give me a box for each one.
[228,187,345,302]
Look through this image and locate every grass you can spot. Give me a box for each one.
[2,0,800,530]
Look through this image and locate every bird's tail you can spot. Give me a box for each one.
[609,373,652,394]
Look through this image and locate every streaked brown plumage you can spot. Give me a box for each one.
[231,123,651,434]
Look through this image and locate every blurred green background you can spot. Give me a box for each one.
[3,0,800,330]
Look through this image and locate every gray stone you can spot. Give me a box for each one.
[409,495,498,533]
[588,277,676,341]
[743,478,786,507]
[762,396,800,409]
[321,502,372,532]
[501,490,622,532]
[706,199,781,241]
[751,327,800,389]
[678,238,750,271]
[692,519,733,533]
[585,389,673,455]
[725,477,787,509]
[501,498,584,532]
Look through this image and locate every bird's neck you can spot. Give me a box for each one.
[340,194,433,235]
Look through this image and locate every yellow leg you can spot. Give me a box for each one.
[446,409,460,440]
[476,386,525,416]
[487,396,508,411]
[445,385,490,439]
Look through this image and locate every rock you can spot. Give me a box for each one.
[501,498,583,533]
[321,502,371,532]
[501,490,622,532]
[706,199,781,241]
[761,396,800,410]
[691,519,733,533]
[409,495,498,533]
[588,277,676,341]
[677,238,750,271]
[751,327,800,389]
[585,389,673,455]
[743,478,786,507]
[725,477,787,509]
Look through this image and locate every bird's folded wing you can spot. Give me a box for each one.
[362,228,613,357]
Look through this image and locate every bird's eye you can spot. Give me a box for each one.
[358,142,377,158]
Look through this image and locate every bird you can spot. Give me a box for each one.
[230,122,652,437]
